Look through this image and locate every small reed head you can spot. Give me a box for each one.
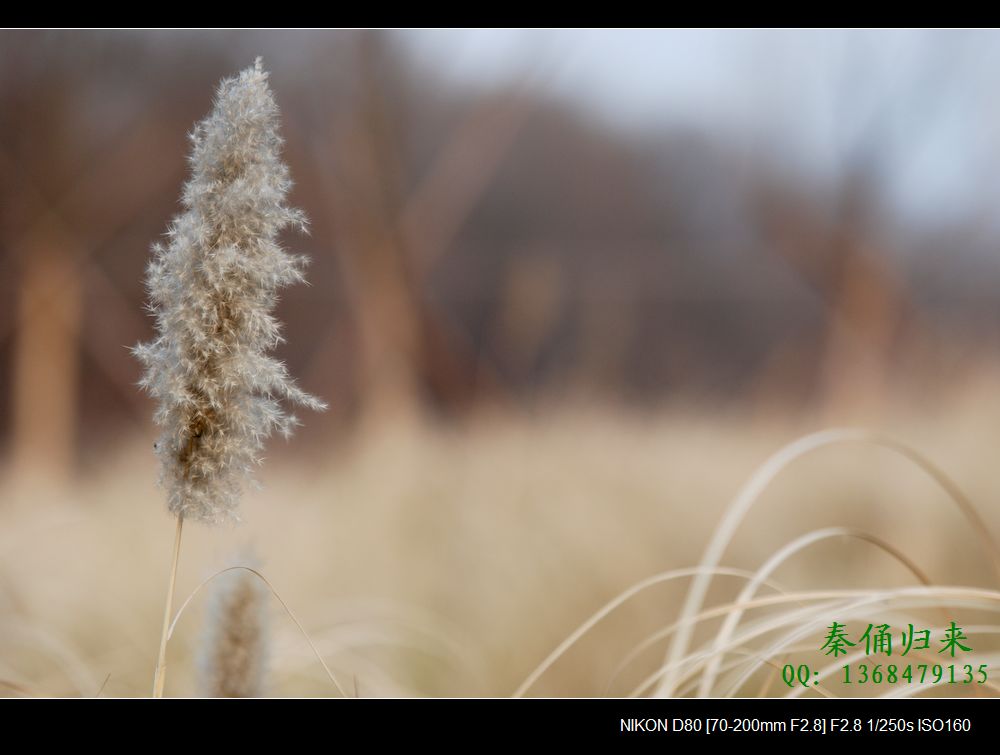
[198,565,269,698]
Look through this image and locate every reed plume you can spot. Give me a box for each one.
[136,58,322,697]
[198,565,269,698]
[134,57,324,526]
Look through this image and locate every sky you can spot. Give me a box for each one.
[400,29,1000,236]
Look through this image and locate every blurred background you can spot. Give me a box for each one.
[3,29,1000,698]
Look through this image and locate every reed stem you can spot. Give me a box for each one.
[153,514,184,697]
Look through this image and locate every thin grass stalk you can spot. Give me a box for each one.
[697,526,933,696]
[636,586,1000,698]
[152,514,183,697]
[654,428,1000,698]
[511,566,766,698]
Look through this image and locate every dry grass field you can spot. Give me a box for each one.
[3,384,1000,698]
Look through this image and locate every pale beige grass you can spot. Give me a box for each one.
[2,392,1000,696]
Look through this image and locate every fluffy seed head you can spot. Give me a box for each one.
[134,58,324,524]
[198,565,269,698]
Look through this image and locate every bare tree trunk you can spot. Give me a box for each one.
[10,236,81,485]
[341,32,424,430]
[818,237,900,421]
